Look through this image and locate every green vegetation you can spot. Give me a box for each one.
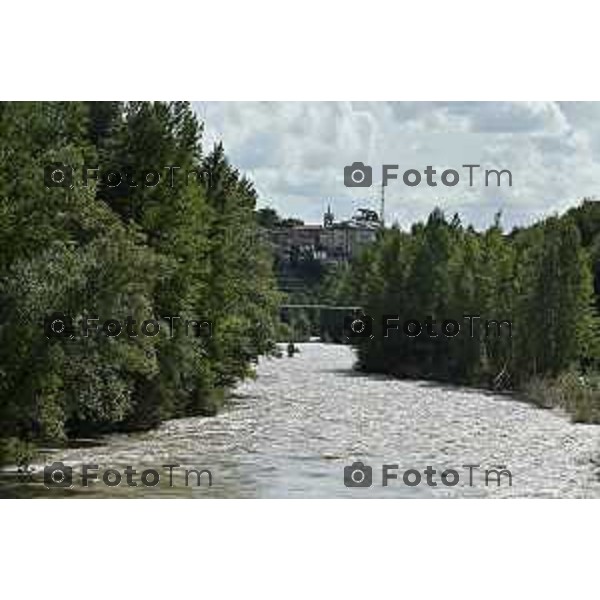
[0,101,280,464]
[522,373,600,423]
[329,205,600,423]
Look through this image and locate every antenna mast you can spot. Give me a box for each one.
[380,181,385,228]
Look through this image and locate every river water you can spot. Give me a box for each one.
[2,343,599,498]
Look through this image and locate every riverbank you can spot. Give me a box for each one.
[521,372,600,423]
[355,355,600,425]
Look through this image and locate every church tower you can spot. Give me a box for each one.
[323,203,334,228]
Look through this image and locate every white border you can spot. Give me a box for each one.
[1,0,598,100]
[1,500,598,599]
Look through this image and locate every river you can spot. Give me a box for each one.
[2,343,599,498]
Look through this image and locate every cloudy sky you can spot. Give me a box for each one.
[193,102,600,230]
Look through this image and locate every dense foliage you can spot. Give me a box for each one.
[0,101,280,461]
[325,206,600,420]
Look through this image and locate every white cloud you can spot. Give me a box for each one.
[194,101,600,229]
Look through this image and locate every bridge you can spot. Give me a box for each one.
[279,304,363,343]
[279,304,362,311]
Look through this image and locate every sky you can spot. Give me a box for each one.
[193,102,600,230]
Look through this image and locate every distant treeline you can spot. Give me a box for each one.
[0,101,280,461]
[323,203,600,422]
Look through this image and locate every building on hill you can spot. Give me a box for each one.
[267,206,381,265]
